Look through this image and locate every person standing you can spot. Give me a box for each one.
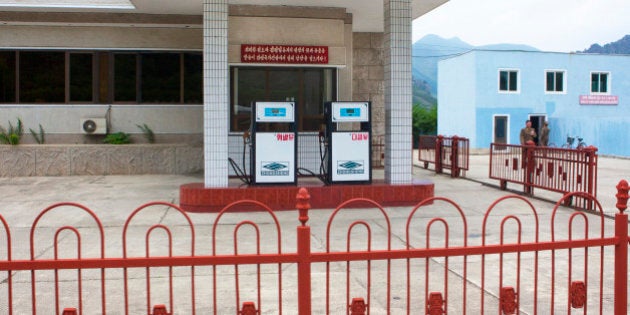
[519,120,537,145]
[539,121,550,146]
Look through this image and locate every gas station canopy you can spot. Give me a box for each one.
[0,0,449,31]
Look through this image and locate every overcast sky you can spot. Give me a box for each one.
[412,0,630,52]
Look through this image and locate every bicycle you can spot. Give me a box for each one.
[562,135,587,149]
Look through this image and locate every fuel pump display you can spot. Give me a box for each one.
[250,102,297,185]
[324,101,372,184]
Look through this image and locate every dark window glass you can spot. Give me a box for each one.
[546,71,564,92]
[591,73,598,92]
[302,69,324,131]
[184,53,202,104]
[508,71,518,91]
[20,51,64,103]
[591,72,609,93]
[141,53,180,103]
[233,68,266,131]
[499,71,508,91]
[555,72,563,91]
[0,51,16,103]
[599,73,607,93]
[70,53,93,102]
[546,72,554,91]
[114,54,137,102]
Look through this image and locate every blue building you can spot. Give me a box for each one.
[438,50,630,156]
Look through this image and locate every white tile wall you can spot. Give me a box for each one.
[203,0,229,187]
[383,0,413,184]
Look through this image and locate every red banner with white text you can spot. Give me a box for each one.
[241,44,329,64]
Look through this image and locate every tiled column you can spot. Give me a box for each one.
[383,0,413,184]
[203,0,229,187]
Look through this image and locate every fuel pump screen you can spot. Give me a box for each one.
[340,108,360,117]
[255,102,295,122]
[331,102,369,122]
[265,107,286,117]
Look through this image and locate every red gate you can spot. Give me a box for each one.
[0,182,627,314]
[418,135,470,178]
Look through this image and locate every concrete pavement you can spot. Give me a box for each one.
[0,154,628,314]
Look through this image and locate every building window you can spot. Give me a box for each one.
[141,53,180,103]
[545,70,565,93]
[0,50,203,105]
[19,51,65,103]
[0,51,16,103]
[499,69,519,92]
[591,72,609,93]
[69,53,94,102]
[230,67,336,132]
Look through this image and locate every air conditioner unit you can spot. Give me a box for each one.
[81,118,107,135]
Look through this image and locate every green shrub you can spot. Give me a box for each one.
[0,118,24,145]
[136,123,155,143]
[29,124,45,144]
[103,132,131,144]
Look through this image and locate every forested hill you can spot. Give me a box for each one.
[582,35,630,54]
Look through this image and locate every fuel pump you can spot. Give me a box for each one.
[324,101,371,184]
[250,101,297,185]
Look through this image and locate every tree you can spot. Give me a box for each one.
[412,104,437,136]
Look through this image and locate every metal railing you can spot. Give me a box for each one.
[489,143,598,209]
[418,135,470,177]
[0,181,628,314]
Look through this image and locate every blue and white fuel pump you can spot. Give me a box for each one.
[324,101,372,184]
[250,101,297,185]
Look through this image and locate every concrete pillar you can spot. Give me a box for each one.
[383,0,413,184]
[203,0,229,187]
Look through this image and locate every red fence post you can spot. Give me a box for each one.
[62,308,77,315]
[435,135,443,174]
[349,298,367,315]
[151,304,169,315]
[524,141,535,195]
[296,188,312,315]
[585,146,598,209]
[451,136,459,178]
[614,180,628,315]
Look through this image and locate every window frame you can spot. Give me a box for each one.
[590,71,611,94]
[0,49,204,105]
[544,69,566,94]
[498,68,520,94]
[229,66,337,132]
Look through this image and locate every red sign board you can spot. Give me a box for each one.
[241,44,329,64]
[579,95,619,105]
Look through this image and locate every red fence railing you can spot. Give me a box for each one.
[489,143,598,209]
[0,181,628,314]
[418,135,470,178]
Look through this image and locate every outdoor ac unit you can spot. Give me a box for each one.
[81,118,107,135]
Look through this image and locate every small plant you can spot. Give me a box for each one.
[0,118,24,145]
[136,123,155,143]
[29,124,45,144]
[103,132,131,144]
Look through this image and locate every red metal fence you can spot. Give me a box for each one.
[489,143,598,209]
[0,182,628,314]
[418,135,470,178]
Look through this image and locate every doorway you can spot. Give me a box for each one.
[529,115,546,145]
[493,115,508,147]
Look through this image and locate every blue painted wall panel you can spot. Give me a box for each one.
[438,50,630,156]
